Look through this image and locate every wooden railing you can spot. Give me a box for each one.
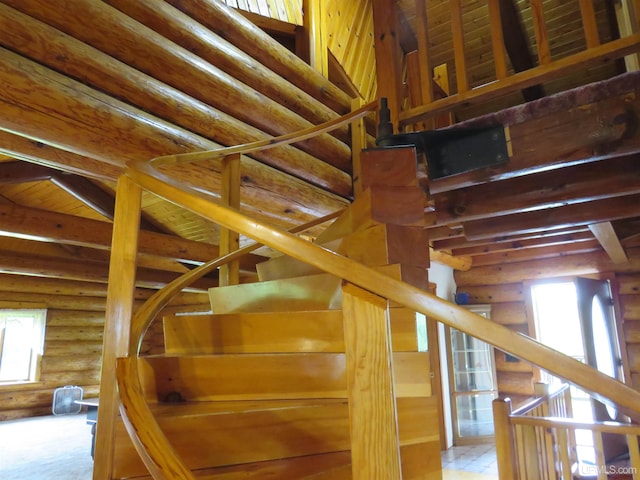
[495,383,640,480]
[111,101,640,479]
[400,0,640,128]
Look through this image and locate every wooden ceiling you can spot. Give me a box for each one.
[0,0,637,293]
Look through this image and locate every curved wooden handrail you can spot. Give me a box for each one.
[117,209,343,480]
[146,99,380,169]
[127,160,640,420]
[118,96,640,479]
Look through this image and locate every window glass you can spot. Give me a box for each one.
[0,309,46,383]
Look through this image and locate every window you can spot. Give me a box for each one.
[0,309,46,383]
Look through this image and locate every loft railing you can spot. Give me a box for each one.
[110,100,640,479]
[401,0,640,129]
[495,383,640,480]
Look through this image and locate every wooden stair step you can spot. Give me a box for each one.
[163,306,422,355]
[113,397,437,479]
[257,223,429,282]
[164,310,345,355]
[208,273,342,314]
[138,352,431,402]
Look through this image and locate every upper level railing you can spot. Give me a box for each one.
[400,0,640,129]
[112,94,640,479]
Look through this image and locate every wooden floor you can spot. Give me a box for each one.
[0,414,499,479]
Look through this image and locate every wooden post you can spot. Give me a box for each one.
[372,0,404,130]
[530,0,551,65]
[303,0,328,76]
[488,0,508,80]
[342,283,402,480]
[93,175,142,480]
[450,0,469,93]
[219,153,241,286]
[493,397,518,480]
[415,0,434,104]
[350,97,367,198]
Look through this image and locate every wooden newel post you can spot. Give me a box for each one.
[219,153,240,286]
[493,397,518,480]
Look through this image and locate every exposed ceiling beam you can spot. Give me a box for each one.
[0,160,169,232]
[588,221,629,264]
[463,193,640,241]
[0,250,215,291]
[451,231,596,257]
[0,203,266,271]
[428,77,640,194]
[433,154,640,225]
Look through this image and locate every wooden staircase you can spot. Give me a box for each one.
[109,146,442,479]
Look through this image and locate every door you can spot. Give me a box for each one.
[446,305,497,445]
[576,277,628,462]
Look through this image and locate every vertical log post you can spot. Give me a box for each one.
[488,0,509,79]
[303,0,328,76]
[450,0,469,93]
[579,0,600,48]
[372,0,404,130]
[219,153,241,286]
[342,283,402,480]
[350,97,367,198]
[415,0,434,104]
[530,0,551,65]
[93,175,142,480]
[493,397,518,480]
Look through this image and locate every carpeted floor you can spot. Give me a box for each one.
[0,414,94,480]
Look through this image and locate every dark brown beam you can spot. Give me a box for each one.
[451,231,595,257]
[465,239,601,267]
[433,226,591,251]
[455,248,640,287]
[433,154,640,225]
[427,72,640,194]
[463,193,640,241]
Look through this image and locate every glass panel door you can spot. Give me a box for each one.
[447,305,497,445]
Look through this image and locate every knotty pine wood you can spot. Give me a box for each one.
[342,284,402,480]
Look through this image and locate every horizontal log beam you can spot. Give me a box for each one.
[433,154,640,225]
[463,193,640,241]
[0,251,215,292]
[103,0,350,144]
[1,1,351,171]
[0,4,352,197]
[0,47,348,226]
[434,226,591,251]
[467,239,601,267]
[427,72,640,194]
[451,231,595,257]
[164,0,353,114]
[0,203,265,270]
[455,247,640,286]
[0,130,121,182]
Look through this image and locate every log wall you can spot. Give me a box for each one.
[0,293,104,421]
[455,247,640,406]
[0,279,210,420]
